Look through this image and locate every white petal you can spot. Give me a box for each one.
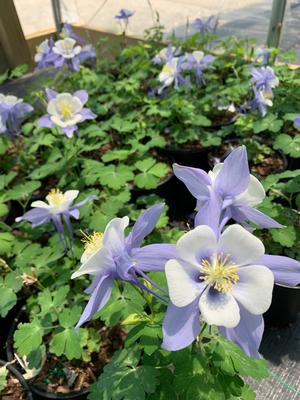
[71,247,113,278]
[63,190,79,203]
[177,225,217,266]
[31,200,50,209]
[47,99,59,116]
[193,50,204,61]
[50,115,69,128]
[103,216,129,255]
[234,175,265,206]
[165,259,203,307]
[218,224,264,266]
[208,163,223,183]
[199,287,240,328]
[233,265,274,315]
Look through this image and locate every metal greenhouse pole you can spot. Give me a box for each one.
[51,0,63,33]
[267,0,287,48]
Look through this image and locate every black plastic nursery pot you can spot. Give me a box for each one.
[6,311,89,400]
[264,283,300,327]
[207,138,288,177]
[159,145,212,171]
[0,359,33,400]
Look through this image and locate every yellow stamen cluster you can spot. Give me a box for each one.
[81,231,104,259]
[162,63,174,76]
[200,253,239,293]
[59,101,73,118]
[47,188,65,207]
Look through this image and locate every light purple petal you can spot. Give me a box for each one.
[75,274,114,329]
[294,117,300,129]
[173,164,211,200]
[71,194,97,211]
[69,209,80,219]
[258,255,300,286]
[162,299,201,351]
[131,243,177,272]
[80,108,96,121]
[214,146,250,197]
[219,305,264,358]
[231,205,283,228]
[74,90,88,105]
[45,88,58,101]
[15,208,51,227]
[62,125,77,138]
[194,190,223,237]
[126,204,164,249]
[38,114,54,128]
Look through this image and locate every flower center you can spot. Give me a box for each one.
[199,253,239,293]
[59,101,73,119]
[162,63,175,76]
[82,231,104,259]
[47,188,65,207]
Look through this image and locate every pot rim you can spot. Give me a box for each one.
[6,308,90,399]
[0,359,33,400]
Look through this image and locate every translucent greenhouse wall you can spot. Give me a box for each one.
[12,0,300,54]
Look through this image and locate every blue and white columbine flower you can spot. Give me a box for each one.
[115,9,134,20]
[192,15,218,34]
[250,66,279,94]
[152,45,181,65]
[182,51,214,85]
[162,224,300,356]
[158,57,188,93]
[0,94,33,135]
[71,204,176,328]
[52,37,82,71]
[174,146,282,232]
[38,89,96,138]
[16,188,96,250]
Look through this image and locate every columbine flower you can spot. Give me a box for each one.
[250,88,274,117]
[158,57,188,93]
[192,15,218,34]
[0,94,33,135]
[34,39,51,66]
[152,45,181,65]
[15,189,96,250]
[71,204,176,328]
[115,9,134,20]
[250,66,279,95]
[254,47,273,66]
[173,146,282,233]
[182,51,214,85]
[294,116,300,129]
[52,37,83,71]
[162,224,300,356]
[59,22,86,44]
[38,89,96,138]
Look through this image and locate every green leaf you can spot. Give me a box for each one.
[271,225,296,247]
[99,284,146,326]
[274,134,300,157]
[58,306,82,329]
[134,158,169,189]
[0,366,8,393]
[14,320,43,356]
[191,115,211,127]
[6,181,41,201]
[253,114,283,133]
[88,345,159,400]
[0,203,8,217]
[99,165,134,190]
[0,232,14,255]
[0,287,17,317]
[212,336,269,379]
[50,328,83,360]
